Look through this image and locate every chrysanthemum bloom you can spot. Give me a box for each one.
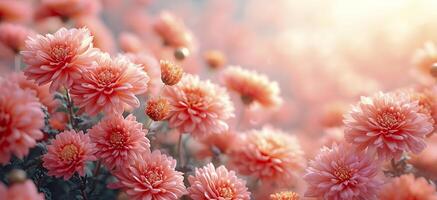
[230,127,306,185]
[408,86,437,133]
[304,143,381,200]
[270,191,299,200]
[188,163,250,200]
[0,180,45,200]
[0,0,33,23]
[413,42,437,77]
[88,114,150,169]
[21,27,97,92]
[153,11,194,48]
[379,174,437,200]
[221,66,282,108]
[111,150,186,200]
[162,74,234,138]
[0,23,33,54]
[344,92,433,160]
[70,53,149,116]
[42,130,96,180]
[204,50,226,69]
[160,60,183,86]
[8,72,58,114]
[0,80,44,165]
[125,53,161,95]
[146,98,170,121]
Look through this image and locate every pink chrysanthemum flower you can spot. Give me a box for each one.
[0,23,33,54]
[0,80,44,165]
[111,150,186,200]
[21,27,97,92]
[188,163,250,200]
[70,53,149,116]
[344,92,433,160]
[221,66,282,108]
[0,180,45,200]
[42,130,96,180]
[303,143,382,200]
[162,74,234,138]
[153,11,194,49]
[379,174,437,200]
[88,114,150,169]
[7,72,59,114]
[230,126,305,185]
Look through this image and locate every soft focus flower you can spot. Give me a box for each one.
[88,114,150,169]
[111,150,186,200]
[0,180,45,200]
[22,27,97,92]
[162,74,234,138]
[413,41,437,77]
[344,92,433,160]
[410,86,437,133]
[303,143,381,200]
[153,11,194,49]
[119,32,146,53]
[196,130,237,158]
[74,16,116,54]
[270,191,299,200]
[379,174,437,200]
[187,163,250,200]
[70,53,149,116]
[7,72,59,114]
[37,0,101,19]
[204,50,226,69]
[0,0,33,23]
[230,126,305,185]
[0,23,33,54]
[42,130,96,180]
[160,60,183,86]
[0,80,44,165]
[146,98,170,121]
[221,66,282,108]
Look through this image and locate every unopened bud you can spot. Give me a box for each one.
[174,47,190,60]
[7,169,27,184]
[204,50,226,69]
[146,98,170,121]
[160,60,183,86]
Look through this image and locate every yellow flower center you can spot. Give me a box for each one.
[376,107,405,130]
[60,144,79,161]
[51,44,73,62]
[96,67,120,87]
[183,88,205,108]
[333,165,352,183]
[270,191,299,200]
[109,128,128,149]
[217,181,236,199]
[144,166,165,185]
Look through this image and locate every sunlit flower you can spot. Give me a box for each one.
[42,130,96,180]
[162,74,234,138]
[221,66,282,108]
[304,143,381,200]
[153,11,194,49]
[344,92,433,160]
[0,23,33,54]
[88,114,150,169]
[146,98,170,121]
[111,150,186,200]
[188,163,250,200]
[70,53,149,116]
[160,60,183,86]
[230,126,305,185]
[0,80,44,165]
[8,72,58,114]
[270,191,299,200]
[0,180,45,200]
[379,174,437,200]
[21,27,97,92]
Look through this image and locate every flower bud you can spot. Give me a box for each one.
[146,98,170,121]
[160,60,183,86]
[204,50,225,69]
[7,169,27,184]
[174,47,190,60]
